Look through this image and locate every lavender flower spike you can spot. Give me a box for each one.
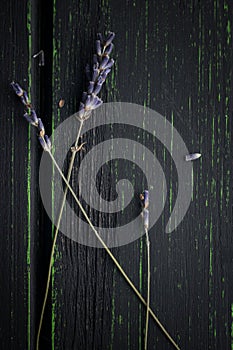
[11,81,51,152]
[76,31,115,121]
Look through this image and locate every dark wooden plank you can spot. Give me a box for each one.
[46,1,233,349]
[0,0,41,349]
[2,0,233,349]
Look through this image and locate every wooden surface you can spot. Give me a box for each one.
[1,0,233,349]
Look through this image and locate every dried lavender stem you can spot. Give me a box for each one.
[46,151,180,350]
[37,31,116,348]
[13,31,180,349]
[36,119,84,350]
[144,228,150,350]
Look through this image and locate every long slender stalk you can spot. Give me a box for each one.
[36,120,84,350]
[11,81,180,350]
[46,151,180,350]
[144,228,150,350]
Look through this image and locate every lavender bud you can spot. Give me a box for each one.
[93,82,103,95]
[44,135,52,150]
[92,68,99,82]
[38,136,48,150]
[87,81,94,94]
[96,40,102,56]
[143,190,149,209]
[104,58,114,70]
[104,43,114,56]
[91,99,103,110]
[23,91,30,105]
[143,209,149,229]
[85,95,91,108]
[100,68,111,81]
[37,118,45,136]
[185,153,201,161]
[20,95,27,106]
[100,55,109,69]
[140,190,149,209]
[31,109,38,124]
[105,32,115,47]
[23,112,33,124]
[93,61,99,70]
[11,82,23,96]
[97,33,103,44]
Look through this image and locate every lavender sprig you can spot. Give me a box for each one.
[77,31,115,121]
[11,82,51,152]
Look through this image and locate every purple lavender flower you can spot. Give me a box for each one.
[104,43,114,56]
[92,68,99,82]
[96,40,102,56]
[87,81,94,94]
[103,58,114,70]
[99,55,109,70]
[11,81,51,152]
[38,136,47,150]
[20,91,30,106]
[105,32,115,47]
[97,33,103,43]
[185,153,201,161]
[77,31,115,121]
[23,112,34,124]
[44,135,52,150]
[31,110,38,124]
[38,135,51,151]
[11,82,24,96]
[38,118,45,135]
[100,68,111,81]
[140,190,149,209]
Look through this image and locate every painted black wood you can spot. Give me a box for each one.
[1,1,233,350]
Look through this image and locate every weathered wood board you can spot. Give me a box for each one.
[1,1,233,349]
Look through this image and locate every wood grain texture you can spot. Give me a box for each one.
[1,0,233,349]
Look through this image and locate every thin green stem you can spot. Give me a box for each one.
[36,120,84,350]
[46,151,180,350]
[144,228,150,350]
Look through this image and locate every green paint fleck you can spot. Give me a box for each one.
[227,20,231,45]
[118,315,123,325]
